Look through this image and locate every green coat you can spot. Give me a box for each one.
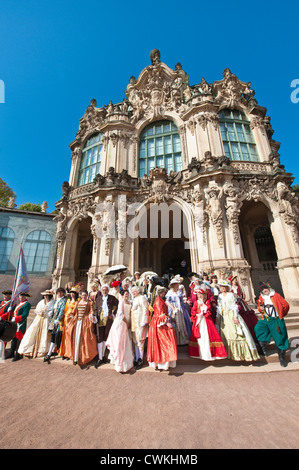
[13,301,31,339]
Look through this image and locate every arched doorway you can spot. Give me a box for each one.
[137,201,191,276]
[73,217,93,286]
[160,239,191,277]
[239,200,283,298]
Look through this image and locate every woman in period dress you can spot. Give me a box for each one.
[18,290,55,358]
[188,288,227,360]
[229,275,259,343]
[89,280,100,306]
[106,290,134,373]
[188,277,217,323]
[64,290,98,366]
[216,281,260,362]
[58,287,79,359]
[109,280,121,301]
[147,286,177,371]
[165,279,191,345]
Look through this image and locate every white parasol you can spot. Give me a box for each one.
[140,271,158,279]
[104,265,127,276]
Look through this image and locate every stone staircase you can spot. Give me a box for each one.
[170,309,299,374]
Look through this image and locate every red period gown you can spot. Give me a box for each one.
[147,296,177,369]
[188,299,227,360]
[231,285,258,341]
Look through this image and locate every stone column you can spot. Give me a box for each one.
[269,210,299,306]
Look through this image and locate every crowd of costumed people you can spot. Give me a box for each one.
[0,269,290,371]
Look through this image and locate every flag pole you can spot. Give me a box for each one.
[9,241,30,311]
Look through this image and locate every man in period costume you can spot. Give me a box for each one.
[3,292,31,361]
[44,287,67,363]
[131,286,150,369]
[92,284,119,368]
[255,282,290,367]
[0,290,13,318]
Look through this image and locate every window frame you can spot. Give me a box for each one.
[219,109,259,162]
[139,120,182,177]
[23,230,52,274]
[77,133,103,186]
[0,227,15,272]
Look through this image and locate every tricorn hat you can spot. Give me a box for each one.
[2,290,12,295]
[19,292,31,297]
[259,281,271,291]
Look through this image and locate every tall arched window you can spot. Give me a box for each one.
[219,109,259,161]
[139,120,182,177]
[0,227,14,271]
[77,133,103,186]
[23,230,51,273]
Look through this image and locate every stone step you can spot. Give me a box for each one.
[255,312,299,329]
[20,309,299,375]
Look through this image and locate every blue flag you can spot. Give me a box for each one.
[10,245,30,309]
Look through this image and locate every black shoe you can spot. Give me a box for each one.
[135,359,143,370]
[12,354,22,362]
[278,349,287,367]
[74,361,77,365]
[5,337,18,359]
[259,341,269,356]
[94,359,103,369]
[43,355,50,363]
[102,356,108,364]
[5,351,15,360]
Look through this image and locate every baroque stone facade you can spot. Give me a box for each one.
[53,50,299,306]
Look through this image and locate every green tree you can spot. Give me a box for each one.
[292,184,299,198]
[18,203,42,212]
[0,178,15,207]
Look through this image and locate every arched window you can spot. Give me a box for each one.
[219,109,259,162]
[139,120,182,177]
[77,133,103,186]
[0,227,14,271]
[23,230,51,273]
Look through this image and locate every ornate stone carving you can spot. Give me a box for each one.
[237,176,277,203]
[213,68,255,109]
[62,181,71,199]
[191,187,208,244]
[200,151,230,170]
[223,183,242,244]
[195,113,219,131]
[188,157,201,175]
[7,194,16,208]
[74,99,106,143]
[125,49,189,123]
[67,196,97,221]
[269,152,285,171]
[93,194,116,257]
[276,182,299,242]
[250,116,265,135]
[53,206,68,258]
[148,168,169,203]
[117,195,127,253]
[204,182,224,247]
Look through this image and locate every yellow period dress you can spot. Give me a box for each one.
[217,292,260,362]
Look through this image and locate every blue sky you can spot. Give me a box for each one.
[0,0,298,212]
